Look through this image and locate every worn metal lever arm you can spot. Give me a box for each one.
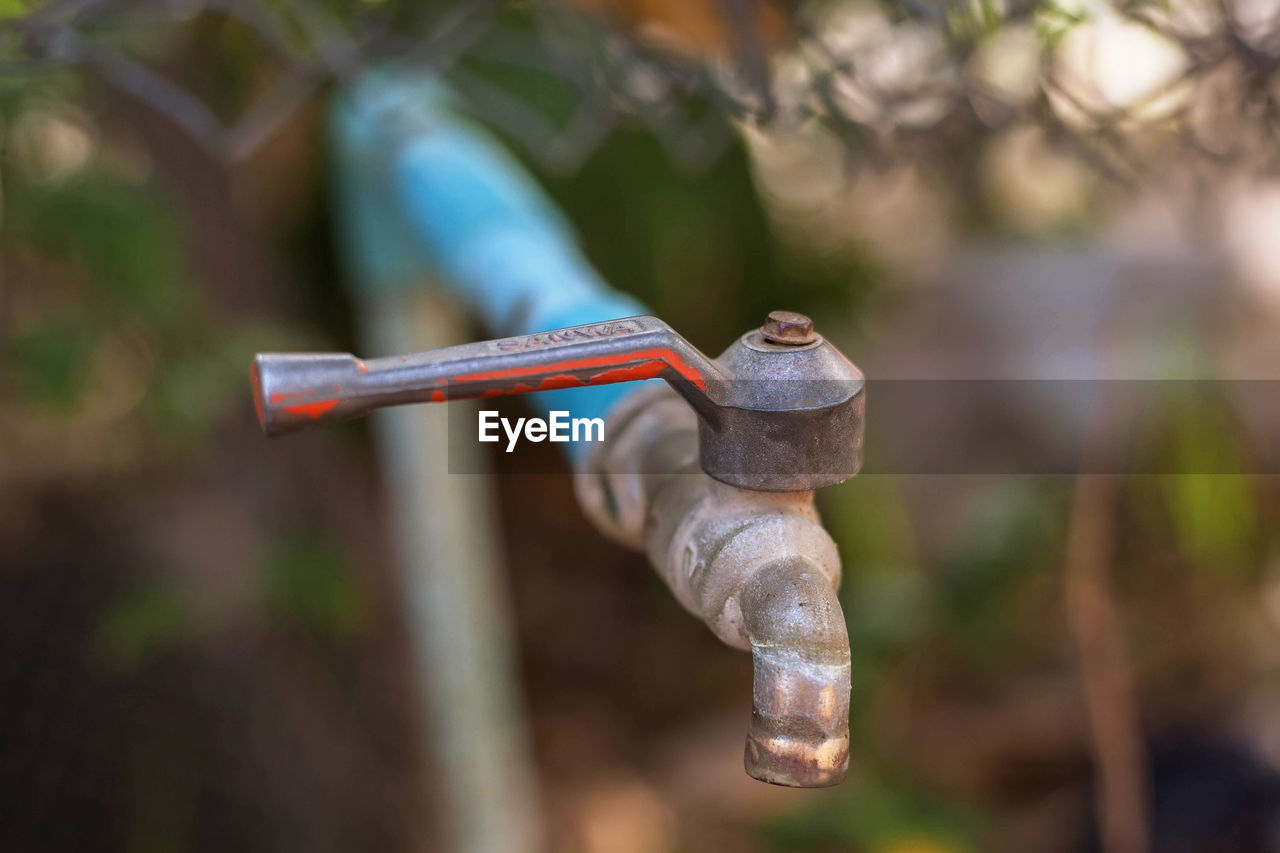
[252,315,725,436]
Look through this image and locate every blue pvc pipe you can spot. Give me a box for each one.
[330,69,650,463]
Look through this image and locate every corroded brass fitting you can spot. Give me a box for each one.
[576,385,852,787]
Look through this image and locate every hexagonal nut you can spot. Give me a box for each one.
[762,310,816,345]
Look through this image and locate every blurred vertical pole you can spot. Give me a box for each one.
[331,70,649,852]
[332,74,544,853]
[1065,343,1148,853]
[356,291,542,853]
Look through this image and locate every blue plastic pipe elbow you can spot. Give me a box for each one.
[329,69,650,462]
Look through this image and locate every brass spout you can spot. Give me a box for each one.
[576,385,855,788]
[741,559,851,787]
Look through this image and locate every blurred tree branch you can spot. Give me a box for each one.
[0,0,1274,175]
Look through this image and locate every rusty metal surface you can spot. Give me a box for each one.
[253,312,865,492]
[577,387,851,788]
[256,312,863,787]
[761,310,817,345]
[252,316,721,434]
[741,560,851,787]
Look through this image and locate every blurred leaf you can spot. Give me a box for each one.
[947,0,1010,47]
[1161,474,1257,576]
[1146,387,1259,576]
[824,476,917,571]
[148,353,234,440]
[6,312,95,405]
[4,172,189,324]
[1033,1,1087,47]
[760,777,980,851]
[935,481,1062,660]
[0,73,79,118]
[260,537,368,641]
[0,0,46,22]
[147,330,264,441]
[821,478,930,711]
[95,581,192,669]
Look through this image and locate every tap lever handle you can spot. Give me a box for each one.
[252,315,722,436]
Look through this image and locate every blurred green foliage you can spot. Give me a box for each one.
[146,329,274,442]
[7,311,96,404]
[933,483,1063,663]
[762,775,981,852]
[1155,392,1260,578]
[0,72,293,457]
[822,477,928,707]
[0,0,30,20]
[259,536,369,641]
[95,580,193,669]
[6,171,187,322]
[3,167,191,410]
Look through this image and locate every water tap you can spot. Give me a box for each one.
[252,310,865,787]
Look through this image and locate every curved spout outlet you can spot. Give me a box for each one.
[741,559,851,787]
[576,385,853,788]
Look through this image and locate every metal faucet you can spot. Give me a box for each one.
[252,310,865,787]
